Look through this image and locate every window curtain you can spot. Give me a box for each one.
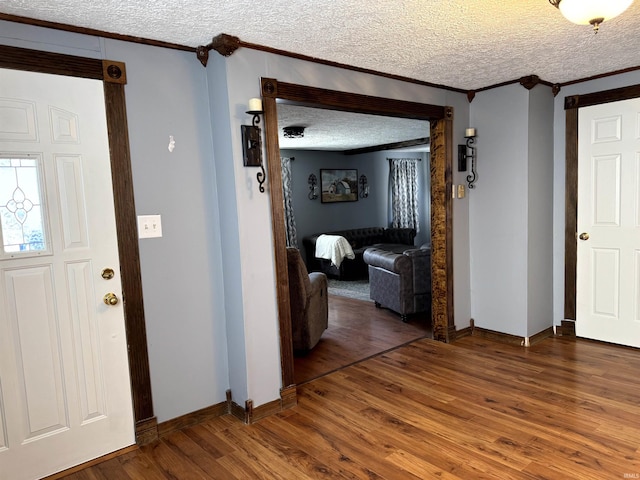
[389,158,420,232]
[281,157,298,247]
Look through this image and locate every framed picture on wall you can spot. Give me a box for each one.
[320,169,358,203]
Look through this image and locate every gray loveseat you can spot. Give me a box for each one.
[363,245,431,322]
[302,227,416,280]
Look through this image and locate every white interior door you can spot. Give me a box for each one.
[576,98,640,348]
[0,68,134,480]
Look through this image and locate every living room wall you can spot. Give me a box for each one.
[280,148,429,263]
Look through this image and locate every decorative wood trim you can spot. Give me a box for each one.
[552,84,561,97]
[280,385,298,410]
[558,64,640,88]
[251,398,284,423]
[559,320,576,337]
[467,90,476,103]
[344,137,429,156]
[195,46,209,67]
[563,84,640,110]
[454,326,473,340]
[262,79,453,399]
[103,80,156,443]
[0,13,194,52]
[242,40,466,94]
[226,390,246,423]
[471,327,525,346]
[4,14,640,93]
[157,402,228,438]
[470,326,555,347]
[134,417,158,446]
[102,60,126,84]
[564,107,578,321]
[519,75,540,90]
[262,80,296,390]
[529,327,555,346]
[0,44,103,78]
[226,387,296,425]
[211,33,241,57]
[1,45,156,446]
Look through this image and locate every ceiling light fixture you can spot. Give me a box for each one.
[549,0,634,33]
[283,126,305,138]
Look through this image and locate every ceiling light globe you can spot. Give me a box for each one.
[557,0,634,25]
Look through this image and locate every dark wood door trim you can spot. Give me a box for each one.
[563,83,640,321]
[0,44,156,443]
[261,78,454,391]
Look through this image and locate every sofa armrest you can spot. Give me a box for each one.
[308,272,328,297]
[363,248,411,275]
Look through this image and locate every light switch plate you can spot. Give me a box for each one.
[137,215,162,238]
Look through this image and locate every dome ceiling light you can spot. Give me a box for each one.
[549,0,634,33]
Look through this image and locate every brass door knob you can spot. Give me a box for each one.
[579,232,590,241]
[103,293,119,306]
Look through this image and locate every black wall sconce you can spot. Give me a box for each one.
[458,128,478,189]
[359,174,369,198]
[308,173,318,200]
[242,98,266,193]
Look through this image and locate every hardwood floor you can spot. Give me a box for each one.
[294,294,432,384]
[56,335,640,479]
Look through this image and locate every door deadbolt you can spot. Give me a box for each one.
[101,268,115,280]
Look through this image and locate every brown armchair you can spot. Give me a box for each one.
[286,247,329,352]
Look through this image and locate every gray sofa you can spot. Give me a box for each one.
[302,227,416,280]
[363,245,431,322]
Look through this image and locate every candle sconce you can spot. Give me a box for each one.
[308,173,318,200]
[242,98,266,193]
[359,174,369,198]
[458,128,478,189]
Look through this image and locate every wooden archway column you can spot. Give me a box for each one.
[260,78,455,396]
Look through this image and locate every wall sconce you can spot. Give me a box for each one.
[308,173,318,200]
[458,128,477,189]
[242,97,266,193]
[359,174,369,198]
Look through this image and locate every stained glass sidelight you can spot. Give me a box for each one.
[0,156,48,254]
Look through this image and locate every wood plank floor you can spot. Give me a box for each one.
[58,335,640,479]
[294,294,431,384]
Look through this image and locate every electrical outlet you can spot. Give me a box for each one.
[137,215,162,239]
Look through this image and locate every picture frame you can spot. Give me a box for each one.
[320,169,358,203]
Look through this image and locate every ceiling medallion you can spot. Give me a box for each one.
[283,126,305,139]
[549,0,634,33]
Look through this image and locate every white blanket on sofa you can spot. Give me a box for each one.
[315,234,355,268]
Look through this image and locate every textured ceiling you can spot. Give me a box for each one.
[277,104,429,151]
[2,1,640,90]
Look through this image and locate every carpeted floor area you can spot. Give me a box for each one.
[327,278,370,301]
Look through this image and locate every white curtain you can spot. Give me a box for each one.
[281,157,298,247]
[389,158,419,232]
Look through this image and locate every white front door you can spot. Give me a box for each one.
[576,98,640,348]
[0,68,134,480]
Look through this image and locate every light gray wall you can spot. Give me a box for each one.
[0,22,230,422]
[526,85,554,336]
[469,84,530,336]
